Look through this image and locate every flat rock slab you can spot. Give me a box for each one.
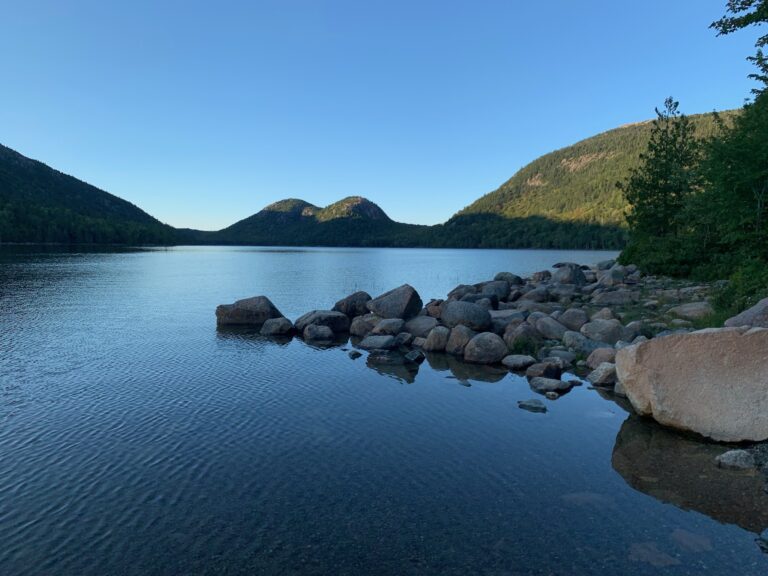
[616,327,768,442]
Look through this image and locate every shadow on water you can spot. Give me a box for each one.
[612,414,768,535]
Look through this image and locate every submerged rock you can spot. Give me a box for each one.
[303,324,334,343]
[216,295,283,327]
[502,354,536,371]
[616,327,768,442]
[529,377,571,394]
[518,399,547,413]
[716,450,756,471]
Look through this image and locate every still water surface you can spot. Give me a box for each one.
[1,246,767,575]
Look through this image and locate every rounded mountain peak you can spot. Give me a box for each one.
[317,196,391,222]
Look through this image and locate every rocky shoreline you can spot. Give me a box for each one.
[216,259,768,487]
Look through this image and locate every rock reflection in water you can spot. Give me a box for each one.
[612,415,768,534]
[424,352,508,384]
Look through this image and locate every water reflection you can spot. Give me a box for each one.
[612,415,768,534]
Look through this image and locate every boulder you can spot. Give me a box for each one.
[479,280,511,300]
[259,317,295,336]
[559,308,589,331]
[587,362,617,386]
[526,362,562,379]
[563,330,610,355]
[521,287,549,302]
[332,291,372,318]
[350,313,380,337]
[529,377,571,394]
[495,272,524,285]
[591,289,639,306]
[503,323,542,353]
[445,325,475,356]
[447,284,477,300]
[552,263,587,286]
[591,307,615,321]
[616,327,768,442]
[535,316,568,340]
[294,310,351,333]
[372,318,405,336]
[502,354,537,371]
[463,332,508,364]
[366,284,423,319]
[461,293,499,309]
[303,324,334,343]
[724,297,768,328]
[440,300,492,331]
[216,295,283,326]
[422,326,450,352]
[531,270,552,283]
[668,301,714,321]
[425,299,443,318]
[586,347,616,369]
[580,319,623,345]
[358,334,398,351]
[404,316,439,338]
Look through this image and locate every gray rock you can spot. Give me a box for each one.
[586,347,616,369]
[587,362,617,386]
[372,318,406,335]
[546,349,577,363]
[461,293,498,309]
[440,300,492,331]
[445,325,476,356]
[531,270,552,283]
[518,399,547,413]
[529,377,571,394]
[591,289,640,306]
[216,295,283,326]
[303,324,334,343]
[494,272,524,285]
[366,284,423,319]
[597,259,615,270]
[552,263,587,286]
[526,362,562,379]
[404,349,425,363]
[463,332,508,364]
[559,308,589,331]
[350,313,380,337]
[259,316,295,336]
[358,334,398,350]
[404,316,439,338]
[423,326,450,352]
[716,450,756,470]
[563,330,611,355]
[503,323,542,353]
[412,337,427,348]
[521,287,550,302]
[394,332,413,347]
[502,354,537,370]
[479,280,511,300]
[536,316,568,340]
[295,310,351,333]
[580,319,624,345]
[669,301,714,321]
[332,291,372,317]
[447,284,477,300]
[724,297,768,328]
[591,307,615,321]
[348,350,362,359]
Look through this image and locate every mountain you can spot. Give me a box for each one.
[436,111,737,249]
[0,109,737,248]
[0,144,174,244]
[203,196,431,246]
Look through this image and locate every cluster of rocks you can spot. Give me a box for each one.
[216,259,723,401]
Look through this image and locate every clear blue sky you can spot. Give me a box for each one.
[0,0,759,230]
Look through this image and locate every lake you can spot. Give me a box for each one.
[1,246,767,575]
